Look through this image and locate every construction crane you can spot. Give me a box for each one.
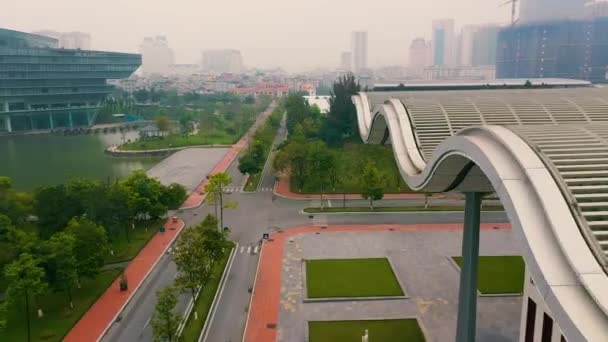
[500,0,519,26]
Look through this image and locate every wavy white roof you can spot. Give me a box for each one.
[353,88,608,341]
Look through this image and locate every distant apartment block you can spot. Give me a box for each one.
[230,82,288,98]
[408,38,432,76]
[140,36,174,75]
[351,31,368,73]
[202,49,243,74]
[0,28,141,132]
[432,19,455,67]
[33,30,92,50]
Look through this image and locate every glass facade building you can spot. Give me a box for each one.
[496,18,608,83]
[0,28,141,132]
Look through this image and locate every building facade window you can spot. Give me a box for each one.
[541,313,554,342]
[525,298,537,342]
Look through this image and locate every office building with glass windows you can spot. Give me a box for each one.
[0,28,141,132]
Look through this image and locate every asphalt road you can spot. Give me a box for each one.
[101,113,509,342]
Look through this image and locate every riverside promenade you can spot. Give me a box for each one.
[64,102,276,341]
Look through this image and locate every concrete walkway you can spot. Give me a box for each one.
[64,218,185,342]
[244,223,511,342]
[181,103,276,209]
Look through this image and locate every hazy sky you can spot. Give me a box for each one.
[2,0,510,71]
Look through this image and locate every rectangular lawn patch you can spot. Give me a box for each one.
[306,258,404,298]
[308,319,425,342]
[452,256,525,294]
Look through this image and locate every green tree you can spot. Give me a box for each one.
[0,176,33,225]
[155,115,171,133]
[43,232,78,308]
[151,286,181,342]
[273,135,309,192]
[238,140,265,176]
[284,93,310,134]
[34,185,77,238]
[173,228,212,300]
[204,172,234,230]
[360,162,386,210]
[161,183,187,210]
[65,217,110,280]
[122,170,167,220]
[322,73,361,146]
[197,217,227,263]
[306,141,334,208]
[4,253,48,342]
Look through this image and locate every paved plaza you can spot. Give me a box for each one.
[275,228,522,342]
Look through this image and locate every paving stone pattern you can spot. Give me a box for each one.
[277,229,522,342]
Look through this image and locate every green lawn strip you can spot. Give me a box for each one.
[292,144,413,194]
[0,268,122,342]
[106,219,163,264]
[179,241,235,341]
[452,256,525,294]
[306,258,403,298]
[308,319,425,342]
[243,173,261,192]
[303,206,504,213]
[121,132,237,151]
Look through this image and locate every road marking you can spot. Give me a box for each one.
[142,316,152,330]
[240,246,245,253]
[253,245,259,254]
[247,246,252,253]
[327,199,332,208]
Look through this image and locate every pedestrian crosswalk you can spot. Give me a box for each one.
[223,187,274,193]
[238,244,261,255]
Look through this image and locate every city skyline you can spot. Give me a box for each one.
[2,0,509,71]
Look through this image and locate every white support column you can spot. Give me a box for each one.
[5,115,12,133]
[2,101,8,112]
[68,112,74,128]
[49,113,54,129]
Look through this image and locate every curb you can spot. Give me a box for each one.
[96,219,186,342]
[241,241,264,342]
[302,295,409,303]
[198,243,238,342]
[298,209,505,215]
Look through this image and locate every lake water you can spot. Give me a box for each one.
[0,131,161,190]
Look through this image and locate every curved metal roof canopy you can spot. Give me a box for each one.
[353,88,608,341]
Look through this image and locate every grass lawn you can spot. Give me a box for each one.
[106,219,163,264]
[121,132,237,151]
[243,173,261,192]
[0,268,122,342]
[452,256,525,294]
[179,242,235,341]
[306,258,404,298]
[292,144,412,194]
[303,205,504,213]
[308,319,425,342]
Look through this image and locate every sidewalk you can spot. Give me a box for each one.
[243,223,511,342]
[273,174,450,200]
[65,218,185,342]
[181,104,275,209]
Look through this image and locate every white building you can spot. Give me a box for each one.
[139,36,175,75]
[432,19,455,67]
[32,30,91,49]
[351,31,368,74]
[459,25,478,67]
[202,49,243,74]
[408,38,432,77]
